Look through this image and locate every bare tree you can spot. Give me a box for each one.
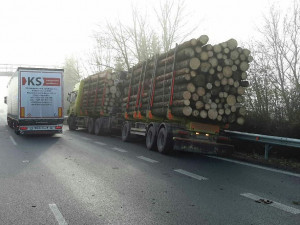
[90,0,195,72]
[249,0,300,122]
[128,6,156,62]
[155,0,196,52]
[88,33,114,73]
[106,21,132,70]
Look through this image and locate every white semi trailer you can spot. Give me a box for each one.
[5,67,64,135]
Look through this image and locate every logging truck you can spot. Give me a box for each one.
[67,35,251,154]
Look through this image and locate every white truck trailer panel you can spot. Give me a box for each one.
[19,69,63,119]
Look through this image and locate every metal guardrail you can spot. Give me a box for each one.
[224,130,300,160]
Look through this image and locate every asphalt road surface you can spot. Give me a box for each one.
[0,114,299,225]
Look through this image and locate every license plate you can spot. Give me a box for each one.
[28,126,55,130]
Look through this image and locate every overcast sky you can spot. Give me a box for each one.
[0,0,291,67]
[0,0,293,111]
[0,0,293,104]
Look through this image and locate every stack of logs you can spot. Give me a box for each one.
[80,70,122,116]
[122,35,252,125]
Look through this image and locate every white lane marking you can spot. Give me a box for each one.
[137,156,158,163]
[22,160,29,163]
[174,169,208,181]
[207,156,300,178]
[9,136,17,146]
[81,137,91,141]
[112,147,127,153]
[241,193,300,215]
[49,204,68,225]
[94,141,107,146]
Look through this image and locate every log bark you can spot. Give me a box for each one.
[172,106,193,116]
[153,91,191,102]
[155,68,190,82]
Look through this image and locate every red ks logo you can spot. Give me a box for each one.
[22,77,60,86]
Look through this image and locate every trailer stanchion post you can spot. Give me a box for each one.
[264,144,272,160]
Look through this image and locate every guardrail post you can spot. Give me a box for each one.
[264,144,272,160]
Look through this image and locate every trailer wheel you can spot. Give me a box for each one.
[68,116,77,131]
[121,122,131,142]
[14,124,20,135]
[7,118,11,128]
[157,126,173,154]
[146,126,157,150]
[88,118,95,134]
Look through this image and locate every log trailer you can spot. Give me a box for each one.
[67,74,231,154]
[67,38,243,154]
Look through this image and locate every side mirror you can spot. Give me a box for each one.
[4,96,7,104]
[67,93,71,102]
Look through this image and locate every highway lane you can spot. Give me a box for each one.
[0,116,299,224]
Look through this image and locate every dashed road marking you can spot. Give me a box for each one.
[49,203,68,225]
[241,193,300,215]
[94,141,107,146]
[174,169,208,181]
[207,156,300,178]
[137,156,158,163]
[112,147,127,153]
[9,136,17,146]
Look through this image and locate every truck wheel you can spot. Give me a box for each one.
[121,122,131,142]
[95,118,104,135]
[88,118,95,134]
[68,117,77,131]
[146,126,157,150]
[7,119,11,128]
[14,122,20,135]
[157,126,173,154]
[15,128,20,135]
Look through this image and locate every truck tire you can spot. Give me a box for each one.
[68,116,77,131]
[146,126,157,150]
[14,126,20,135]
[88,118,95,134]
[121,122,131,142]
[7,118,12,128]
[95,118,104,135]
[157,126,173,154]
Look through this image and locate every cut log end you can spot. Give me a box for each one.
[189,58,201,70]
